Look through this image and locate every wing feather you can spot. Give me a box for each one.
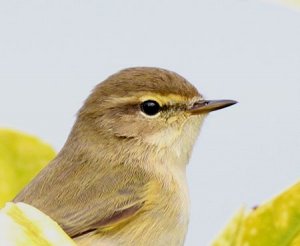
[14,155,151,238]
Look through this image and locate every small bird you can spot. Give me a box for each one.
[14,67,236,246]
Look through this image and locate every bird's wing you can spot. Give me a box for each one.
[13,157,153,238]
[67,198,144,238]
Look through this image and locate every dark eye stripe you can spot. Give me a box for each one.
[161,103,187,111]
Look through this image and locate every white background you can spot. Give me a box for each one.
[1,1,300,245]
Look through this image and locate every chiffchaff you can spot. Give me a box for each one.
[14,67,236,246]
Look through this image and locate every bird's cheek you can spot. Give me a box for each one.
[144,127,181,148]
[110,116,153,139]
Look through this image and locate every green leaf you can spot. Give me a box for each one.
[212,182,300,246]
[0,128,55,207]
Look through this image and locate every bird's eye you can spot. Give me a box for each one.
[140,100,161,116]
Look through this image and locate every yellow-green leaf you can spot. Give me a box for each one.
[212,209,246,246]
[212,182,300,246]
[0,202,75,245]
[0,128,55,207]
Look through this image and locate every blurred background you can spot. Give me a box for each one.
[0,0,299,245]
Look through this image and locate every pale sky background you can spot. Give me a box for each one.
[1,0,300,245]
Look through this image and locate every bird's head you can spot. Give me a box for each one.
[73,67,236,162]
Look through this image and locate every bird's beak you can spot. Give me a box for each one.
[188,99,237,115]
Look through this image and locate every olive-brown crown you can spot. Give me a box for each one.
[92,67,199,99]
